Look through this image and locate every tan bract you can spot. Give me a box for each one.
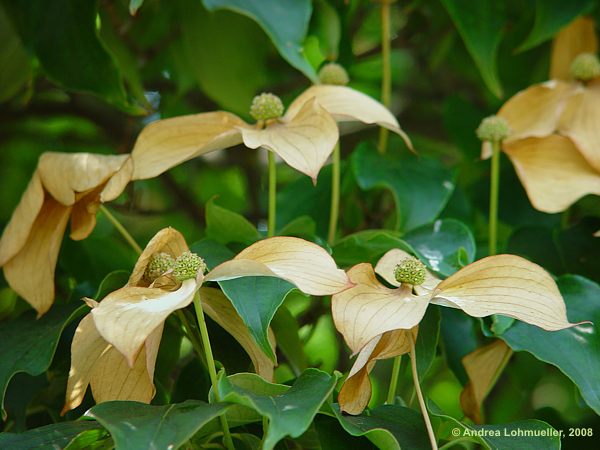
[0,152,133,315]
[332,248,581,415]
[493,17,600,213]
[130,84,411,183]
[64,228,351,412]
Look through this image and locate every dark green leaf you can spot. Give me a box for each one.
[415,307,441,381]
[202,0,317,81]
[500,275,600,414]
[217,368,337,450]
[63,428,113,450]
[206,198,261,245]
[0,302,85,418]
[218,277,295,360]
[5,0,129,108]
[403,219,476,277]
[441,0,505,97]
[440,308,479,384]
[333,229,412,267]
[429,401,561,449]
[352,142,455,232]
[518,0,595,52]
[0,3,31,103]
[0,421,104,450]
[190,239,235,270]
[87,400,229,450]
[328,403,430,450]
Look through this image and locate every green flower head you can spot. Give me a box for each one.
[394,257,427,286]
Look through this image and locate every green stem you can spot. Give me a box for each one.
[193,293,235,450]
[386,355,402,404]
[327,143,341,245]
[378,0,392,154]
[268,151,277,237]
[409,333,438,450]
[99,205,142,254]
[488,139,501,256]
[176,310,207,366]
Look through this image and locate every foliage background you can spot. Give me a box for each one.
[1,0,600,448]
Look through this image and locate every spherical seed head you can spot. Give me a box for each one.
[173,252,207,282]
[570,53,600,81]
[250,93,284,121]
[394,257,427,286]
[144,252,175,282]
[476,115,511,142]
[318,62,349,85]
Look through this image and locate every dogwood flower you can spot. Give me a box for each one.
[64,227,351,412]
[492,17,600,212]
[130,85,411,183]
[332,248,581,414]
[0,152,132,315]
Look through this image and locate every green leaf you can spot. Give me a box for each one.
[403,219,476,277]
[63,428,113,450]
[352,142,455,232]
[202,0,317,82]
[0,421,104,450]
[441,0,505,97]
[206,198,261,245]
[0,3,31,103]
[216,368,337,450]
[440,309,479,384]
[429,401,561,449]
[87,400,229,449]
[415,307,441,381]
[518,0,595,52]
[278,215,317,238]
[271,305,307,374]
[312,0,341,61]
[327,403,430,450]
[5,0,129,108]
[333,230,412,267]
[500,275,600,414]
[0,302,85,418]
[218,277,295,360]
[178,0,271,115]
[190,239,235,270]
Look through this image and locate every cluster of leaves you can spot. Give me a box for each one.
[1,0,600,449]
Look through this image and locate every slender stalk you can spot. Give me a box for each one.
[488,139,501,256]
[327,143,341,245]
[267,151,277,237]
[386,355,402,404]
[99,205,142,254]
[378,0,392,154]
[176,310,207,366]
[409,333,437,450]
[193,293,235,450]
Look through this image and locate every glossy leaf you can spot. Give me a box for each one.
[217,276,294,360]
[333,230,411,267]
[441,0,504,97]
[518,0,596,52]
[403,219,476,277]
[202,0,317,81]
[429,402,560,449]
[0,421,104,450]
[352,142,455,232]
[216,368,337,450]
[87,400,229,450]
[500,275,600,414]
[328,403,429,450]
[0,303,84,418]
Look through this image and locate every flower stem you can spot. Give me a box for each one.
[386,355,402,404]
[268,151,277,237]
[193,293,235,450]
[488,139,501,256]
[99,205,142,254]
[378,0,392,154]
[409,332,437,450]
[327,143,341,245]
